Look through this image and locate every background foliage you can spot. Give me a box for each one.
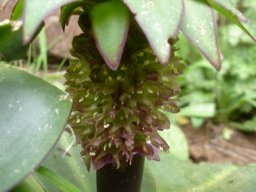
[177,0,256,131]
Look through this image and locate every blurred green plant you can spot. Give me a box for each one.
[177,1,256,131]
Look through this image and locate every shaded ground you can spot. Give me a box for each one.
[182,122,256,165]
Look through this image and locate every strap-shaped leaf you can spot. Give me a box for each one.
[207,0,256,41]
[208,0,248,23]
[24,0,75,42]
[123,0,184,64]
[91,1,130,70]
[10,0,24,21]
[0,64,72,192]
[181,0,221,70]
[11,175,45,192]
[36,167,81,192]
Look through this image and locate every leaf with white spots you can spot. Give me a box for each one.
[0,64,72,192]
[181,0,221,70]
[123,0,184,64]
[24,0,75,42]
[91,1,130,70]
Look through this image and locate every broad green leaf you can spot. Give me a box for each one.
[208,0,248,22]
[146,154,256,192]
[207,0,256,41]
[11,175,45,192]
[24,0,75,42]
[207,164,256,192]
[123,0,184,64]
[36,166,81,192]
[181,0,221,70]
[0,64,72,192]
[91,1,130,70]
[41,132,95,192]
[0,21,28,61]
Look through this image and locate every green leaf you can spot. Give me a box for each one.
[41,132,95,192]
[229,116,256,132]
[160,113,189,160]
[10,0,24,21]
[146,154,256,192]
[0,64,72,192]
[191,117,205,128]
[161,124,189,160]
[208,0,248,22]
[141,168,156,192]
[0,21,28,61]
[207,0,256,41]
[11,175,46,192]
[24,0,75,42]
[207,164,256,192]
[91,1,130,70]
[179,103,216,118]
[60,1,88,30]
[123,0,184,64]
[36,166,81,192]
[181,0,221,70]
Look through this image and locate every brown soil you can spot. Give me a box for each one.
[182,122,256,165]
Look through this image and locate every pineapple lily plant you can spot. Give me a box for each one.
[62,0,255,173]
[0,0,255,191]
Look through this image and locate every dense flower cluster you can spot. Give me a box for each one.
[65,31,185,170]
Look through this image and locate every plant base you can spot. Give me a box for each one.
[96,155,145,192]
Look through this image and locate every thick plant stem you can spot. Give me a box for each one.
[96,155,145,192]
